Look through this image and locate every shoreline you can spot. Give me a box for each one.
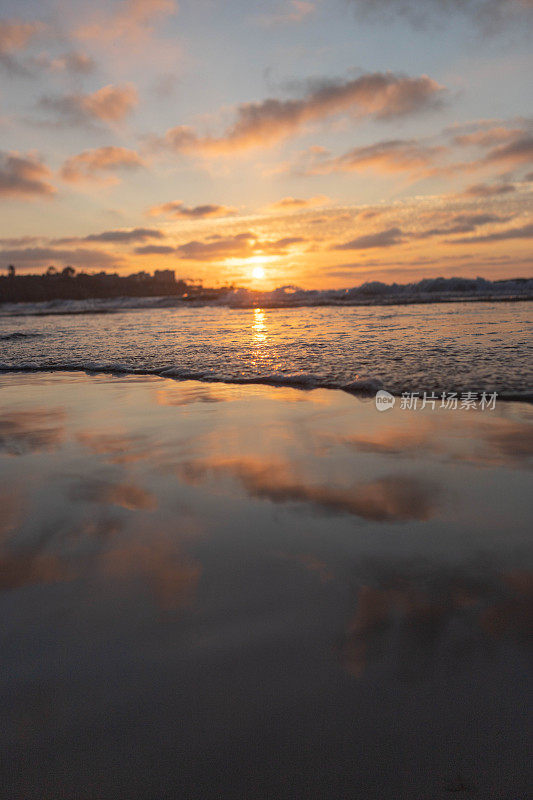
[0,366,531,403]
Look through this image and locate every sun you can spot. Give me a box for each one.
[251,266,265,281]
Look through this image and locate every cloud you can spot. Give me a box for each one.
[0,19,42,53]
[148,201,237,218]
[416,212,508,238]
[303,138,444,176]
[346,0,533,30]
[75,0,177,45]
[135,244,176,254]
[0,151,55,199]
[449,222,533,243]
[53,228,165,245]
[453,124,525,148]
[334,227,404,250]
[85,228,164,243]
[483,134,533,170]
[0,246,123,270]
[60,146,145,183]
[174,232,306,260]
[459,181,516,197]
[154,72,445,156]
[256,1,315,25]
[31,50,95,75]
[40,83,138,126]
[263,194,330,213]
[0,19,44,74]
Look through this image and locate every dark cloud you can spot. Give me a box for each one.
[53,228,164,245]
[40,84,138,126]
[0,151,55,199]
[135,245,176,255]
[0,246,123,270]
[483,134,533,169]
[148,201,237,218]
[263,194,330,213]
[334,227,404,250]
[459,181,516,197]
[416,213,509,238]
[346,0,533,31]
[85,228,164,244]
[449,222,533,243]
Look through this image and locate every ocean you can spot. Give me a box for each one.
[1,299,532,399]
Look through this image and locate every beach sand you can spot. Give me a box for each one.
[0,372,531,799]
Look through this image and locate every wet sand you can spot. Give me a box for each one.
[0,372,532,799]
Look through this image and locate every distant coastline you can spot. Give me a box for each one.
[1,270,532,313]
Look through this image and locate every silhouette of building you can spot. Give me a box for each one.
[154,269,176,284]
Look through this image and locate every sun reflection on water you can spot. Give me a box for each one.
[252,308,267,344]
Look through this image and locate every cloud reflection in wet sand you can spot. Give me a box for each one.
[177,458,438,521]
[69,476,157,510]
[0,408,65,455]
[341,563,533,680]
[156,385,227,406]
[76,431,151,464]
[342,414,533,468]
[100,538,201,610]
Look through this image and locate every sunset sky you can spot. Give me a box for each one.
[1,0,532,288]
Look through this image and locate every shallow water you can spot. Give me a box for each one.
[0,373,532,799]
[1,301,532,397]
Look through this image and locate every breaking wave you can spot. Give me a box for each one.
[0,362,530,401]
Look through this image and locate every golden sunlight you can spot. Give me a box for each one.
[251,266,266,281]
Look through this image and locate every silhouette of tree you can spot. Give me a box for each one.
[7,265,15,277]
[61,266,76,278]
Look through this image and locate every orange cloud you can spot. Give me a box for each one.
[155,72,445,156]
[303,138,444,177]
[76,0,177,44]
[263,194,330,213]
[175,232,306,260]
[60,146,145,183]
[0,151,55,199]
[0,19,44,72]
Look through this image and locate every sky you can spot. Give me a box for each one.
[0,0,532,288]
